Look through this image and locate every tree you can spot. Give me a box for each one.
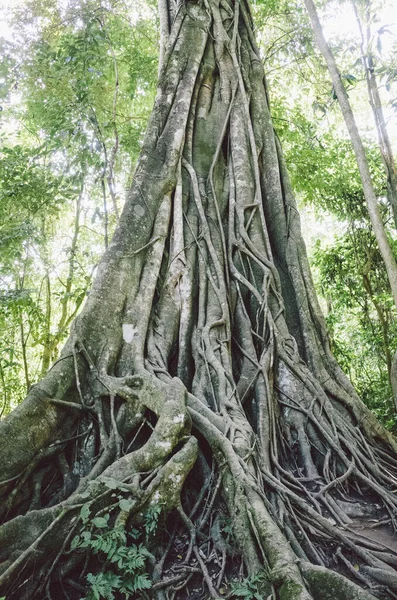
[304,0,397,410]
[303,0,397,311]
[314,225,397,427]
[1,1,397,598]
[352,0,397,230]
[0,0,158,413]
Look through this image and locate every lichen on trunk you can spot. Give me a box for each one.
[1,1,397,599]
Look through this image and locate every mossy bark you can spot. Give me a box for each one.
[1,1,397,599]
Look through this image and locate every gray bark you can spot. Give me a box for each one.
[1,1,397,599]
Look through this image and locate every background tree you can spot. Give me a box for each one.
[304,0,397,308]
[0,0,158,412]
[258,0,397,418]
[352,0,397,228]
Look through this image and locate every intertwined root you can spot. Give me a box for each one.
[1,363,397,599]
[0,376,197,597]
[1,1,397,599]
[2,357,397,600]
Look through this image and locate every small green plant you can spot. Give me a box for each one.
[85,572,122,600]
[230,572,270,599]
[144,502,162,536]
[71,501,155,599]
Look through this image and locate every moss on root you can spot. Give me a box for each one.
[301,562,378,600]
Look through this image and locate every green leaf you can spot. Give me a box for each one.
[134,573,152,591]
[80,504,91,523]
[233,589,253,597]
[119,498,134,512]
[92,514,109,528]
[70,535,80,550]
[341,73,357,85]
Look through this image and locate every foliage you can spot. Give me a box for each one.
[274,111,386,219]
[230,571,270,599]
[254,0,397,426]
[313,227,397,429]
[0,0,158,415]
[0,145,70,261]
[71,499,157,599]
[143,502,162,536]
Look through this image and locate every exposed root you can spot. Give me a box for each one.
[1,0,397,599]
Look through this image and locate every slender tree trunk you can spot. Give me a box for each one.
[304,0,397,310]
[352,0,397,229]
[18,311,31,394]
[0,363,8,418]
[1,2,397,599]
[97,15,121,219]
[40,189,83,376]
[351,0,397,407]
[17,263,31,394]
[362,271,392,378]
[40,272,52,377]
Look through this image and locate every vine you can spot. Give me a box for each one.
[1,1,397,599]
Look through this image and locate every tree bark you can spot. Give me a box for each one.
[1,1,397,599]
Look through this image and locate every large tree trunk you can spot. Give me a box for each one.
[1,1,397,598]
